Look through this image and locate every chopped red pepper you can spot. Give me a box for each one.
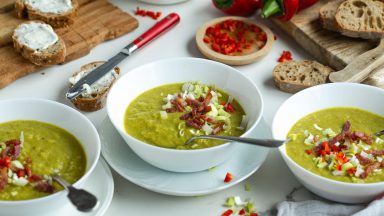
[238,208,245,215]
[16,169,25,178]
[305,149,312,155]
[223,102,235,113]
[277,50,293,62]
[250,213,259,216]
[221,209,234,216]
[134,7,162,20]
[204,19,267,56]
[224,172,234,183]
[0,156,11,168]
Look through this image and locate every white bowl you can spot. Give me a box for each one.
[0,98,100,215]
[272,83,384,204]
[107,57,263,172]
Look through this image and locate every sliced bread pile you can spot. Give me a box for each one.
[69,62,120,112]
[12,21,66,65]
[273,60,334,93]
[15,0,78,28]
[320,0,384,39]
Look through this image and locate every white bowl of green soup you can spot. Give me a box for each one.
[273,83,384,204]
[107,57,263,172]
[0,98,100,215]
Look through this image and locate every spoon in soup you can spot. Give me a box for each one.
[185,135,290,148]
[52,174,99,212]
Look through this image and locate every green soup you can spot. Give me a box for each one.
[286,107,384,183]
[124,82,246,149]
[0,120,86,200]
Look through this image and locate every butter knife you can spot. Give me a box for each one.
[66,13,180,100]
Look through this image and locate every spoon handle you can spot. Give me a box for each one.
[53,174,71,191]
[186,135,287,148]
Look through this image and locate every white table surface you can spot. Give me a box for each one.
[0,0,322,215]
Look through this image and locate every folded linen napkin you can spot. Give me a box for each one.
[276,199,384,216]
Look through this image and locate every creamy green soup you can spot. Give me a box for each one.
[286,107,384,183]
[124,82,246,149]
[0,120,86,200]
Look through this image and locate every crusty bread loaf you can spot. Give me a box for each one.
[15,0,78,28]
[273,60,333,93]
[69,61,120,112]
[319,0,344,32]
[12,21,66,65]
[335,0,384,39]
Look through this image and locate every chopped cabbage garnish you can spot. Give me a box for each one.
[159,111,167,119]
[313,124,323,131]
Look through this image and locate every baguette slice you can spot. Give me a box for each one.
[273,60,333,93]
[69,61,120,112]
[335,0,384,39]
[15,0,78,28]
[319,0,344,32]
[12,21,66,65]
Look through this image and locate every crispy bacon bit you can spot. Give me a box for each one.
[360,162,381,179]
[367,150,384,156]
[29,174,43,182]
[355,153,373,165]
[5,139,21,146]
[212,123,225,135]
[347,131,373,144]
[0,167,7,192]
[34,181,55,193]
[186,120,203,129]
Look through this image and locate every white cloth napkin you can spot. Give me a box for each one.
[276,199,384,216]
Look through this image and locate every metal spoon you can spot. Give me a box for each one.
[376,130,384,137]
[52,174,99,212]
[185,135,290,148]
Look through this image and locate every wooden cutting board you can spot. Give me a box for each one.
[0,0,138,89]
[271,0,384,87]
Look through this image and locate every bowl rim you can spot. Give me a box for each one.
[107,57,264,153]
[273,83,384,187]
[0,98,100,204]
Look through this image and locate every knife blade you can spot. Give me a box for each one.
[66,13,181,100]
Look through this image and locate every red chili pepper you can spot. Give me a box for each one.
[212,0,262,17]
[221,209,234,216]
[134,7,162,20]
[16,169,25,178]
[0,156,11,168]
[298,0,318,10]
[224,172,234,183]
[277,50,292,62]
[238,208,246,215]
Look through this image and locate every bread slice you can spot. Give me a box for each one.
[15,0,78,28]
[69,61,120,112]
[273,60,334,93]
[319,0,344,32]
[12,21,66,65]
[335,0,384,39]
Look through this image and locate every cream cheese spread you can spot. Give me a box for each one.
[25,0,73,14]
[69,64,119,98]
[14,22,58,51]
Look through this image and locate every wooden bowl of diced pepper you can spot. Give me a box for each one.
[196,16,274,65]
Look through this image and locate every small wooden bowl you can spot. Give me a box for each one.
[196,16,274,66]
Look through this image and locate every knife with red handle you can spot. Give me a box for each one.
[66,13,180,100]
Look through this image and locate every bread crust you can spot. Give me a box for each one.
[319,0,344,32]
[70,61,120,112]
[335,0,384,39]
[273,60,333,93]
[12,21,66,65]
[15,0,78,28]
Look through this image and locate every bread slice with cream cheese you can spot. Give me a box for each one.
[15,0,78,28]
[69,61,120,112]
[12,21,66,65]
